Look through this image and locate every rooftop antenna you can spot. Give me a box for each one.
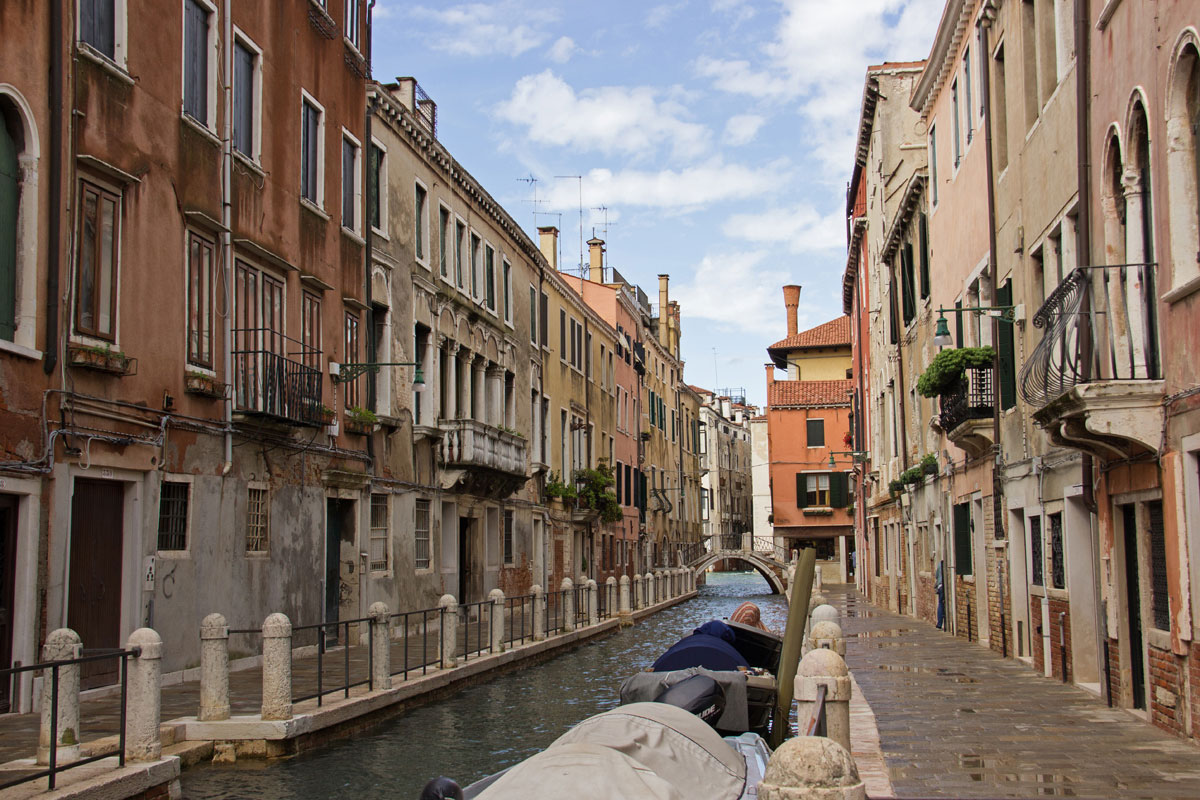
[555,175,584,276]
[713,348,719,390]
[591,205,615,280]
[516,174,542,228]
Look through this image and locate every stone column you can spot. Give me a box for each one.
[562,578,576,632]
[809,620,846,657]
[606,576,618,619]
[618,575,632,626]
[794,649,853,753]
[758,736,865,800]
[199,613,230,721]
[488,367,504,426]
[37,628,81,766]
[586,579,598,626]
[438,595,459,668]
[125,628,163,762]
[446,345,459,419]
[261,613,292,721]
[646,572,656,606]
[370,602,392,691]
[633,574,643,610]
[1122,169,1151,378]
[532,584,545,641]
[472,358,486,421]
[489,589,506,653]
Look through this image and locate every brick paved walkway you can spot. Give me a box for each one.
[825,585,1200,799]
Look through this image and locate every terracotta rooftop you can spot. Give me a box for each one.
[767,316,851,368]
[769,379,853,409]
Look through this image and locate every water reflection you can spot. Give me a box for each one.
[182,571,784,799]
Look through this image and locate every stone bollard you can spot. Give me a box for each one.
[586,580,599,626]
[489,589,506,653]
[606,576,618,619]
[261,613,293,721]
[810,591,828,610]
[758,735,865,800]
[369,602,392,691]
[794,649,853,753]
[532,585,545,641]
[125,628,163,762]
[562,578,576,632]
[811,604,838,625]
[809,620,846,657]
[633,574,643,610]
[646,573,655,607]
[38,628,82,766]
[438,595,458,668]
[618,575,631,626]
[199,613,230,722]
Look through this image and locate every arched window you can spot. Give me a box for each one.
[0,90,38,354]
[0,101,20,342]
[1126,101,1160,379]
[1165,36,1200,294]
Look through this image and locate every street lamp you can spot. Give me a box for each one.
[933,314,954,347]
[828,451,869,469]
[932,305,1016,349]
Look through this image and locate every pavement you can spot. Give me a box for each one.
[825,584,1200,799]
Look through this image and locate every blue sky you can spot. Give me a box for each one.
[372,0,943,407]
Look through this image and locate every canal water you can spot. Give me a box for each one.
[181,571,786,799]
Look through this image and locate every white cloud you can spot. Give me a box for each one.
[722,204,845,253]
[673,251,787,336]
[723,113,765,146]
[710,0,756,24]
[539,161,789,212]
[495,71,711,160]
[647,2,688,29]
[546,36,577,64]
[409,3,549,58]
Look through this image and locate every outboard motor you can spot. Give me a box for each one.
[419,776,464,800]
[654,674,726,728]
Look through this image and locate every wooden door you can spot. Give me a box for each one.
[68,479,124,688]
[0,495,18,712]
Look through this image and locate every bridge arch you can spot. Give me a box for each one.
[691,552,786,595]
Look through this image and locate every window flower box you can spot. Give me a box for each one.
[184,371,225,398]
[67,343,135,376]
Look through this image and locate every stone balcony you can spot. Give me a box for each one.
[437,418,529,498]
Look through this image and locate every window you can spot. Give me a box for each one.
[1048,511,1064,589]
[529,285,538,344]
[900,242,916,324]
[503,509,514,565]
[1021,0,1039,128]
[438,207,450,277]
[157,481,189,551]
[996,278,1016,409]
[368,142,385,233]
[1166,40,1200,293]
[953,501,972,576]
[341,133,360,233]
[187,231,214,367]
[81,0,117,59]
[300,95,323,206]
[993,42,1009,171]
[503,259,512,323]
[963,47,974,143]
[804,474,830,507]
[951,79,961,166]
[76,180,120,341]
[559,308,567,361]
[246,486,269,553]
[344,0,360,50]
[232,35,261,160]
[929,125,938,205]
[540,292,549,347]
[301,291,321,370]
[370,493,389,571]
[0,99,23,345]
[455,220,466,287]
[484,245,496,311]
[414,183,428,263]
[918,213,930,300]
[414,498,431,569]
[805,418,825,447]
[1148,499,1169,630]
[344,310,360,408]
[232,261,284,412]
[470,233,481,298]
[183,0,213,127]
[1030,514,1044,585]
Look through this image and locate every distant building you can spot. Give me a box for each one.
[693,386,754,548]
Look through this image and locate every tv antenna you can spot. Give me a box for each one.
[554,175,584,276]
[516,174,542,228]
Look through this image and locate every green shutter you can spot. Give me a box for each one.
[954,300,964,347]
[918,213,931,299]
[830,473,848,508]
[997,280,1016,410]
[0,119,17,341]
[954,502,973,576]
[796,473,808,509]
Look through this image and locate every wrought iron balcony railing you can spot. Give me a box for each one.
[938,367,994,432]
[1019,266,1161,408]
[232,328,324,426]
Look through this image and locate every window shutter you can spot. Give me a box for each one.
[954,300,964,347]
[997,279,1016,409]
[918,213,931,299]
[953,502,973,576]
[0,120,18,341]
[830,473,848,508]
[796,473,808,509]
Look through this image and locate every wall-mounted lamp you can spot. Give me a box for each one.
[330,361,425,389]
[932,305,1016,349]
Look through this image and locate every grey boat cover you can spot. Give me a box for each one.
[620,667,750,732]
[476,702,746,800]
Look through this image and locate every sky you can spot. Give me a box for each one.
[372,0,944,408]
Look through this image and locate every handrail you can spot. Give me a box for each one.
[0,649,139,791]
[390,606,444,680]
[504,594,535,646]
[291,617,375,706]
[544,589,568,636]
[459,599,492,661]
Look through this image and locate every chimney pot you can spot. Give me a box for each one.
[783,284,801,337]
[587,237,605,282]
[538,226,559,271]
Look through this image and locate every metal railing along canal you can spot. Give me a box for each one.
[391,606,444,680]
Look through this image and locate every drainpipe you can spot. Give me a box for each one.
[364,0,376,466]
[220,0,233,474]
[44,0,64,375]
[537,264,547,592]
[979,4,1006,648]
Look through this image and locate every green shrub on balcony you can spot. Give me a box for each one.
[574,463,623,524]
[916,346,995,397]
[545,473,578,502]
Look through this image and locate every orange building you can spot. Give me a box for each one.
[764,287,855,582]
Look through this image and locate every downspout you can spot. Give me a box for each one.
[979,3,1006,650]
[44,0,64,376]
[537,265,547,591]
[364,0,376,466]
[675,383,685,565]
[220,0,233,474]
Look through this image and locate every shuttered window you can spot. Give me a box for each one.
[806,418,825,447]
[918,213,931,299]
[81,0,116,59]
[901,242,917,325]
[301,100,321,204]
[953,502,973,576]
[1148,500,1170,630]
[1,117,19,342]
[233,40,256,158]
[183,0,209,125]
[997,279,1016,409]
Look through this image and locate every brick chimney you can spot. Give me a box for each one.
[658,275,670,348]
[783,284,801,337]
[538,226,559,270]
[587,237,605,282]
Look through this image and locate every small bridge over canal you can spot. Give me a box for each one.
[684,534,791,594]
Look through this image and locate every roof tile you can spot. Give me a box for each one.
[769,379,854,408]
[767,316,851,352]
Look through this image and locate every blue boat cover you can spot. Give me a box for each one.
[651,620,749,673]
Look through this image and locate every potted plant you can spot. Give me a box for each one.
[916,346,995,397]
[67,343,134,375]
[184,370,225,398]
[345,406,378,435]
[317,404,336,425]
[545,473,578,504]
[921,453,938,475]
[573,463,623,524]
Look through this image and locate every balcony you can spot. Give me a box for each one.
[938,366,994,458]
[1018,267,1164,458]
[232,328,324,427]
[438,418,528,498]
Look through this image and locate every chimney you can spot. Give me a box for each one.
[658,275,670,347]
[783,284,801,337]
[538,226,559,271]
[587,237,605,282]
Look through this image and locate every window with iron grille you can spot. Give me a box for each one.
[369,493,389,571]
[157,481,189,551]
[1030,514,1043,586]
[246,487,269,553]
[1049,512,1064,589]
[1148,499,1170,630]
[414,498,431,569]
[503,509,514,565]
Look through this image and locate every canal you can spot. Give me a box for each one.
[181,571,786,799]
